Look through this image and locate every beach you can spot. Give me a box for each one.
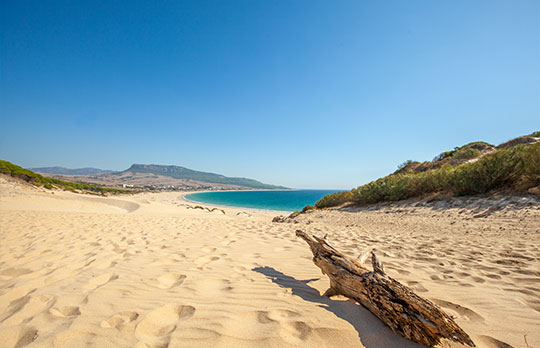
[1,176,539,348]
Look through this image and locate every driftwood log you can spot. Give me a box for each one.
[296,230,474,347]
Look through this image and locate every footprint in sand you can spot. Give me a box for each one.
[152,257,182,265]
[233,266,246,273]
[154,273,186,289]
[194,255,220,266]
[0,325,38,348]
[267,309,301,321]
[100,311,139,328]
[255,311,276,324]
[1,294,56,325]
[221,239,237,246]
[201,247,216,253]
[279,321,313,344]
[135,304,195,348]
[50,306,81,318]
[83,273,118,290]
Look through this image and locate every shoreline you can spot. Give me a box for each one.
[183,188,540,217]
[181,192,294,214]
[182,189,336,214]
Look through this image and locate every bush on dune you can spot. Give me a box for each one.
[0,160,128,195]
[313,142,540,209]
[314,190,352,208]
[452,147,481,161]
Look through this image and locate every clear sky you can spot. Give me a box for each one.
[1,1,539,189]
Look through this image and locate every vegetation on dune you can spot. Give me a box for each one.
[0,160,129,195]
[395,141,496,176]
[313,191,353,209]
[314,134,540,209]
[432,141,493,162]
[452,147,481,161]
[301,204,316,213]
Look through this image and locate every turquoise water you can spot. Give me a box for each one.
[184,190,339,212]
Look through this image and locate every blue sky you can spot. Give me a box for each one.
[1,1,539,189]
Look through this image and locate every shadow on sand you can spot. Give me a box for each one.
[252,266,422,348]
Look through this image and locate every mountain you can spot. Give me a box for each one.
[25,163,286,190]
[31,166,115,175]
[122,164,286,189]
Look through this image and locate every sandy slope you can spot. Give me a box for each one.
[0,176,538,348]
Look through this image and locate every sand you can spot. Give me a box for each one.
[0,175,539,348]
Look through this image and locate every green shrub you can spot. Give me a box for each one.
[314,191,352,209]
[433,150,456,162]
[0,160,129,195]
[313,142,540,208]
[453,147,481,161]
[302,205,315,213]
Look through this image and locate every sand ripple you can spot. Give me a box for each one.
[1,182,539,348]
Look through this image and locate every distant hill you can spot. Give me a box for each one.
[31,166,114,175]
[25,163,286,190]
[122,164,287,190]
[1,161,127,194]
[312,131,540,209]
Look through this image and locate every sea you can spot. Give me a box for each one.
[184,190,339,212]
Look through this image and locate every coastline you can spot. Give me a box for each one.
[181,191,295,214]
[182,189,335,213]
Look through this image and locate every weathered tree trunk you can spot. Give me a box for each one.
[295,230,475,347]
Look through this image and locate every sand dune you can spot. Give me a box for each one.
[0,176,538,348]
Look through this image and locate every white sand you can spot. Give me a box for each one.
[1,176,539,348]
